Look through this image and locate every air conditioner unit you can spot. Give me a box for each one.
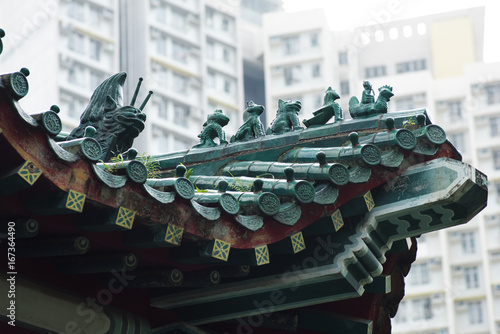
[456,300,466,309]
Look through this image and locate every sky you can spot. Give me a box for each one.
[282,0,500,63]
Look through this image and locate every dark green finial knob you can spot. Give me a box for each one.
[0,29,5,38]
[20,68,30,77]
[176,164,187,177]
[284,167,294,182]
[417,114,426,126]
[127,148,138,160]
[84,126,96,138]
[385,118,395,131]
[316,151,327,166]
[50,105,60,113]
[253,179,263,193]
[218,180,228,192]
[349,132,359,147]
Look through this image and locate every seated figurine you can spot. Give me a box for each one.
[193,109,230,148]
[303,87,343,127]
[349,83,394,119]
[267,99,303,135]
[230,101,265,143]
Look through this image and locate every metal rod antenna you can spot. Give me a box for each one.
[139,91,153,111]
[130,77,143,106]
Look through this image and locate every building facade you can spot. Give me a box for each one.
[0,0,248,155]
[263,6,500,334]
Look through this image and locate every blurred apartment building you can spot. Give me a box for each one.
[0,0,281,155]
[263,6,500,334]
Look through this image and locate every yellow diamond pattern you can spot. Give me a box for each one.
[212,239,230,261]
[255,245,270,266]
[164,224,184,246]
[65,190,86,212]
[115,207,135,230]
[290,231,305,253]
[331,209,344,232]
[17,161,42,186]
[364,190,375,212]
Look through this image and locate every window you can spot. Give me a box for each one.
[464,266,479,289]
[394,301,407,323]
[89,5,101,27]
[467,301,483,324]
[338,52,348,65]
[340,80,350,96]
[156,4,167,24]
[224,78,232,93]
[448,133,466,154]
[158,99,168,119]
[207,71,216,88]
[494,149,500,170]
[171,9,186,30]
[156,35,167,56]
[206,8,214,27]
[447,100,463,121]
[365,65,386,78]
[396,59,426,73]
[222,17,230,31]
[486,83,500,105]
[312,63,321,78]
[310,33,319,47]
[174,137,191,150]
[460,231,476,254]
[172,40,188,63]
[68,96,86,119]
[412,298,432,321]
[172,73,188,94]
[206,40,215,60]
[282,35,299,55]
[89,71,104,89]
[409,262,430,285]
[67,1,84,21]
[395,96,415,110]
[173,103,190,127]
[284,66,301,86]
[89,39,101,61]
[68,65,85,87]
[68,31,85,54]
[223,47,230,63]
[490,116,500,136]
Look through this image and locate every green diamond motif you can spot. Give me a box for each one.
[364,191,375,212]
[115,207,135,230]
[212,239,230,261]
[17,161,42,185]
[331,209,344,232]
[290,232,305,253]
[165,224,183,246]
[65,190,86,212]
[255,245,270,266]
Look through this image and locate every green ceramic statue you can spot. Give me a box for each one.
[349,82,393,118]
[194,109,229,148]
[230,101,265,143]
[66,73,151,161]
[267,99,303,135]
[303,87,343,127]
